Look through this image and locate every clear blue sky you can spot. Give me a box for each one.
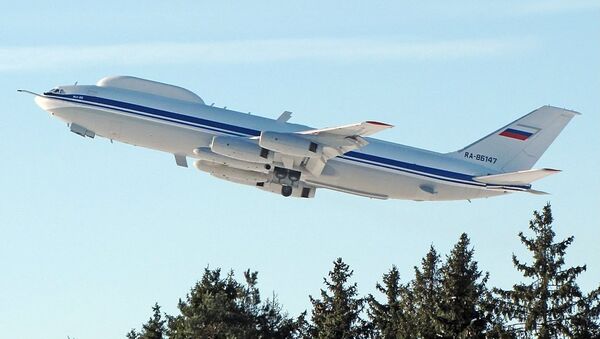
[1,1,599,338]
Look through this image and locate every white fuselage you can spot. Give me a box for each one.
[33,83,511,201]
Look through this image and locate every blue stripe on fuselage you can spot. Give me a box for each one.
[343,152,474,182]
[69,93,260,136]
[44,92,530,190]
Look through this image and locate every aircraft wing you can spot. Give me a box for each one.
[299,120,393,137]
[296,121,393,176]
[252,120,392,176]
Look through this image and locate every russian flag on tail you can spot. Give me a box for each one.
[499,127,535,141]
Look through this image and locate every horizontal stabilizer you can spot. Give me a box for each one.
[474,168,560,185]
[526,189,550,195]
[485,186,550,195]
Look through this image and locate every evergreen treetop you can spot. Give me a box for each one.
[309,257,369,339]
[495,203,599,338]
[412,245,443,338]
[437,233,489,338]
[368,265,416,338]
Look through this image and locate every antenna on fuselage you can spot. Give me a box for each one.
[74,81,78,86]
[277,111,292,123]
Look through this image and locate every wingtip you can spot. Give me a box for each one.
[527,189,550,195]
[366,121,394,128]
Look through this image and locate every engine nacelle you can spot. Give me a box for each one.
[210,136,273,164]
[259,132,322,158]
[193,147,270,173]
[194,160,269,184]
[257,182,316,198]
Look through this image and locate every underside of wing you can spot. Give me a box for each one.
[189,120,393,198]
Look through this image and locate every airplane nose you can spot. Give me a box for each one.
[34,94,62,112]
[34,95,46,109]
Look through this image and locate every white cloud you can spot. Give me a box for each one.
[0,38,534,72]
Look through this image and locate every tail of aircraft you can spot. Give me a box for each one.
[448,105,580,173]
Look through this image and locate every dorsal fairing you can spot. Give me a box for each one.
[96,76,205,105]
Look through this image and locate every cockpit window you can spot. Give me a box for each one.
[48,88,65,94]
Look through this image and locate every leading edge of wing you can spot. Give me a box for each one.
[298,120,393,137]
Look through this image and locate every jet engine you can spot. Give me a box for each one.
[259,132,322,158]
[194,160,269,184]
[193,147,270,172]
[210,136,273,164]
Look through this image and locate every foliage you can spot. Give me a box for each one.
[127,204,600,339]
[128,267,301,339]
[127,303,166,339]
[495,203,600,338]
[309,257,369,338]
[436,233,490,338]
[367,265,416,338]
[412,245,443,338]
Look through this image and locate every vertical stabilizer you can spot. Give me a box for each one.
[448,106,579,173]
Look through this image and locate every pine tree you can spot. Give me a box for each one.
[164,267,299,339]
[368,265,416,338]
[167,268,248,338]
[570,287,600,337]
[495,203,600,338]
[309,257,369,338]
[480,292,516,339]
[126,303,166,339]
[437,233,490,338]
[126,329,139,339]
[255,295,302,339]
[412,245,443,338]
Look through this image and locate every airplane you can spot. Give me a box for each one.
[19,76,579,201]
